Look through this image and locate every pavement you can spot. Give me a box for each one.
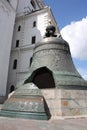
[0,116,87,130]
[0,104,87,130]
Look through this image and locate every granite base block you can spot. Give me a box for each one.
[41,89,87,118]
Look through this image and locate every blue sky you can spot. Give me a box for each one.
[44,0,87,80]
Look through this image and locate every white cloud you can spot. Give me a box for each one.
[61,17,87,60]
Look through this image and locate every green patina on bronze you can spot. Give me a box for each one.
[0,83,51,120]
[24,25,87,90]
[0,25,87,120]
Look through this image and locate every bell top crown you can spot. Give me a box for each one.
[45,20,57,37]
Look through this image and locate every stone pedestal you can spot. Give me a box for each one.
[41,89,87,119]
[0,84,50,120]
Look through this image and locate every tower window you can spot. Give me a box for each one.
[16,40,19,47]
[30,57,33,66]
[32,36,36,44]
[18,25,21,31]
[33,21,36,27]
[31,0,36,9]
[13,59,17,69]
[7,0,10,2]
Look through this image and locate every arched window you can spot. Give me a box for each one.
[10,85,15,93]
[7,0,10,2]
[18,25,21,31]
[33,21,36,27]
[31,36,36,44]
[31,0,36,9]
[16,40,19,47]
[30,57,33,66]
[13,59,17,69]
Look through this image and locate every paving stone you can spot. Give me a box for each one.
[0,117,87,130]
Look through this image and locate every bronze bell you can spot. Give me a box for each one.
[24,25,87,90]
[0,25,87,119]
